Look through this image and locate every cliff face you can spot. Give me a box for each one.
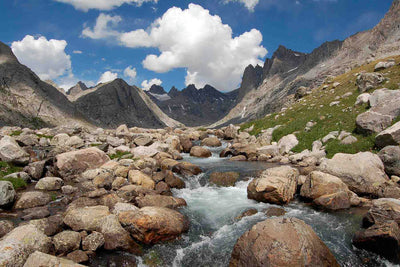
[212,0,400,127]
[0,41,90,128]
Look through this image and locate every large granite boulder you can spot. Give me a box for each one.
[63,205,111,231]
[23,251,85,267]
[136,194,187,209]
[0,136,29,165]
[118,207,189,244]
[363,198,400,227]
[56,147,110,177]
[190,146,212,158]
[379,146,400,176]
[201,137,222,147]
[209,172,240,187]
[229,217,339,266]
[277,134,298,155]
[300,171,354,210]
[0,181,16,209]
[14,191,51,209]
[353,221,400,262]
[0,225,52,267]
[128,170,155,189]
[35,177,64,191]
[53,230,81,255]
[376,121,400,148]
[247,166,298,204]
[356,72,385,92]
[319,152,388,196]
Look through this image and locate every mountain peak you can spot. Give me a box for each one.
[149,84,167,95]
[0,41,18,64]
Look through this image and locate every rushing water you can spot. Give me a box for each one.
[92,142,396,267]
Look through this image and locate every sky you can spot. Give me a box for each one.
[0,0,393,92]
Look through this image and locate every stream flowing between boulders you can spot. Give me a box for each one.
[91,142,394,267]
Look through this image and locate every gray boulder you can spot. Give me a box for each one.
[376,121,400,148]
[35,177,64,191]
[319,152,388,196]
[374,61,396,71]
[0,225,52,267]
[53,230,81,254]
[0,136,29,165]
[230,217,339,266]
[23,251,85,267]
[277,134,298,154]
[356,72,385,92]
[379,146,400,176]
[0,181,16,209]
[14,191,52,209]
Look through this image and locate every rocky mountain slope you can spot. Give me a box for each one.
[0,41,90,128]
[212,0,400,127]
[66,81,88,100]
[73,79,181,128]
[146,84,238,126]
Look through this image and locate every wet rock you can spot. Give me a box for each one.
[201,137,221,147]
[248,166,298,205]
[128,170,155,189]
[229,155,247,161]
[98,214,142,254]
[67,250,88,263]
[363,198,400,227]
[136,195,187,209]
[179,136,193,153]
[14,191,51,209]
[264,207,286,217]
[224,124,238,140]
[164,171,185,189]
[376,121,400,148]
[172,162,202,176]
[35,177,64,191]
[63,205,111,231]
[353,221,400,262]
[319,152,388,196]
[56,147,110,177]
[155,181,172,195]
[379,146,400,176]
[160,158,180,170]
[0,220,14,238]
[21,206,50,220]
[0,136,29,165]
[53,230,81,255]
[190,146,212,158]
[118,207,189,244]
[23,160,45,180]
[220,148,235,158]
[0,225,52,266]
[0,181,16,209]
[82,231,105,251]
[24,251,85,267]
[356,72,385,92]
[229,217,339,266]
[209,172,240,187]
[235,208,258,220]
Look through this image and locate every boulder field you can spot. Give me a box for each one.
[0,121,399,265]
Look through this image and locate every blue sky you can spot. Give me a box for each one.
[0,0,393,92]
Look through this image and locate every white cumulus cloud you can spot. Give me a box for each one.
[84,4,267,91]
[54,0,158,12]
[224,0,260,11]
[141,78,162,91]
[123,66,137,79]
[98,71,118,84]
[11,35,72,81]
[82,13,122,39]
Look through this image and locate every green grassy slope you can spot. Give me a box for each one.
[241,56,400,158]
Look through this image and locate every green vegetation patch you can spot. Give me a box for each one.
[241,56,400,156]
[109,151,133,160]
[0,161,26,189]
